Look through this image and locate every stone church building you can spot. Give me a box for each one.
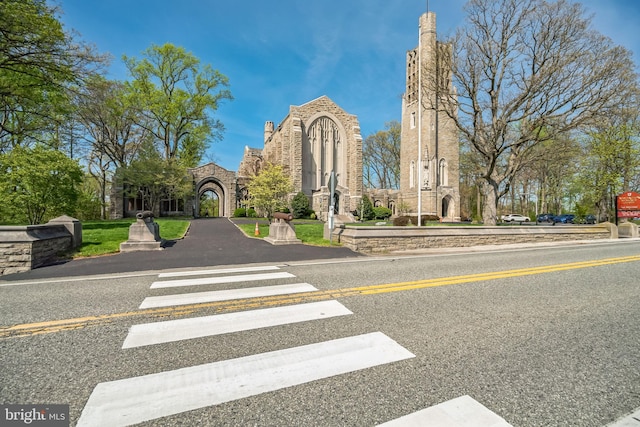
[111,11,460,222]
[236,95,363,221]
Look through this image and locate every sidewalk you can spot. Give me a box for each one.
[0,218,361,281]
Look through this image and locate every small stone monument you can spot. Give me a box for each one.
[264,212,302,245]
[120,211,164,252]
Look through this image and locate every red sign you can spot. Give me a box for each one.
[617,192,640,211]
[618,210,640,218]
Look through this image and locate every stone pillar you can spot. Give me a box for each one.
[264,214,301,245]
[47,215,82,249]
[120,211,164,252]
[618,221,638,238]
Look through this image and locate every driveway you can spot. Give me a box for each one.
[0,218,361,281]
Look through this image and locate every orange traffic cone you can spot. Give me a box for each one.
[254,222,260,236]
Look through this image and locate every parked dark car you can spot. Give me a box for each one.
[554,214,575,224]
[574,214,597,224]
[584,214,597,224]
[536,213,556,223]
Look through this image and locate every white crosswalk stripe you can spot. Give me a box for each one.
[123,300,352,349]
[157,265,281,278]
[377,395,513,427]
[78,332,415,427]
[79,265,417,426]
[150,271,295,289]
[139,282,318,309]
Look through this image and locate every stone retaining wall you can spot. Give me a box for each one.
[0,217,81,275]
[618,222,639,238]
[332,223,617,255]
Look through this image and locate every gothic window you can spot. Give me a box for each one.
[410,160,415,189]
[411,112,416,129]
[422,158,430,189]
[306,116,343,190]
[439,159,448,186]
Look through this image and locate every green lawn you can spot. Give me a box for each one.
[234,220,331,246]
[77,218,190,257]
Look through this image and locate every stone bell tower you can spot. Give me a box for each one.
[399,11,460,220]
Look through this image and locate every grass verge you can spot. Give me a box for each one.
[77,218,190,257]
[234,220,332,246]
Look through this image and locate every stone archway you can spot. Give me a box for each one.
[188,163,236,218]
[195,178,226,218]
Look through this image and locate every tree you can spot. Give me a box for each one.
[576,120,640,221]
[435,0,638,224]
[363,121,401,189]
[118,142,192,215]
[75,76,149,218]
[360,195,374,221]
[0,145,83,224]
[0,0,105,149]
[124,43,232,166]
[74,173,104,221]
[75,76,146,169]
[246,163,293,219]
[290,191,310,219]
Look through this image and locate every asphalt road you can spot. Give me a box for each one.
[1,233,639,426]
[0,218,361,281]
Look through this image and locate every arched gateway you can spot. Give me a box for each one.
[188,163,236,218]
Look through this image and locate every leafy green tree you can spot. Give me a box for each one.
[75,76,150,218]
[363,121,401,189]
[124,43,232,166]
[75,76,146,169]
[290,191,310,218]
[576,122,640,221]
[199,192,219,217]
[118,142,191,214]
[0,0,104,149]
[74,174,104,221]
[247,163,293,219]
[436,0,638,224]
[0,145,83,224]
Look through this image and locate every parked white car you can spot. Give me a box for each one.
[501,213,530,222]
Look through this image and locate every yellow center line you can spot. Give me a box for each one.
[2,254,639,339]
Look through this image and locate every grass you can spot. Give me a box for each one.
[74,216,497,258]
[77,218,190,257]
[234,220,332,246]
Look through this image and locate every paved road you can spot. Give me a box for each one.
[2,240,639,426]
[0,218,361,281]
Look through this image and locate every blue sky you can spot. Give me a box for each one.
[54,0,640,172]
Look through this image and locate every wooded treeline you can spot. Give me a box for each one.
[364,0,640,223]
[0,0,231,224]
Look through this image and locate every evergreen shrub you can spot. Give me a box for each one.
[291,192,310,218]
[373,206,392,220]
[393,216,411,226]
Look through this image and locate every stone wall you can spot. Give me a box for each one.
[0,217,81,275]
[332,223,617,255]
[618,221,639,238]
